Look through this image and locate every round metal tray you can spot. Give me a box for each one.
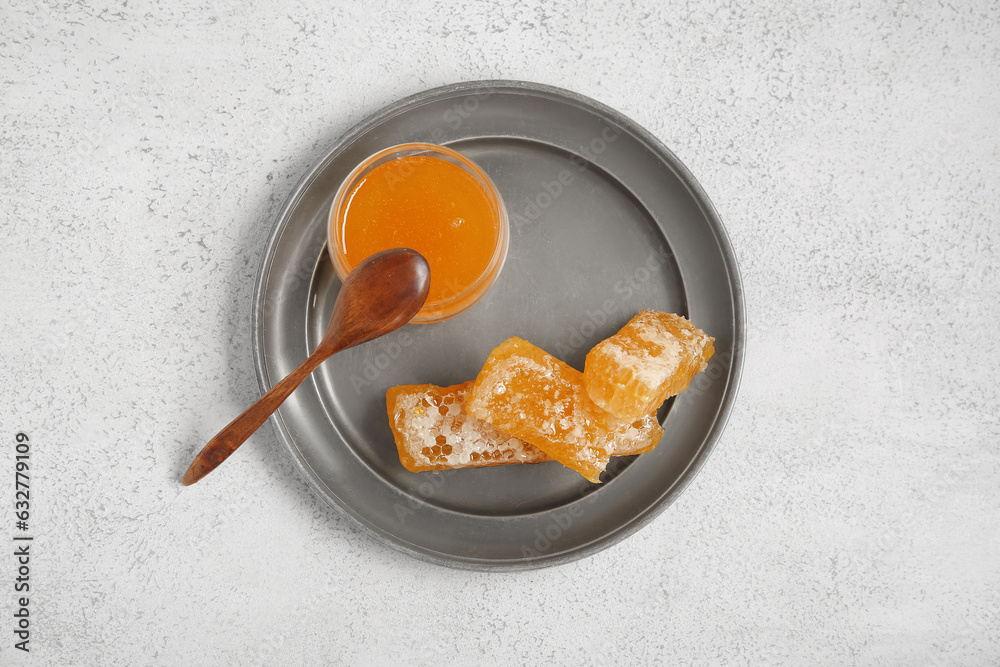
[254,80,744,570]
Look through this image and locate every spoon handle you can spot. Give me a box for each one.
[182,350,330,485]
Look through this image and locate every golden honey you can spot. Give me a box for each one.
[386,381,551,472]
[465,337,663,483]
[329,144,508,323]
[584,310,715,421]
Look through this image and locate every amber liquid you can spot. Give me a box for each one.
[337,155,499,306]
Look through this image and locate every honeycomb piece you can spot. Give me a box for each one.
[611,413,663,456]
[584,310,715,422]
[466,337,663,483]
[386,381,551,472]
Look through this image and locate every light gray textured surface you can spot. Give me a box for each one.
[1,1,997,665]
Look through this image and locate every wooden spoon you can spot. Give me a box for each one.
[182,248,430,486]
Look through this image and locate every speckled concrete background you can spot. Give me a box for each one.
[1,1,998,665]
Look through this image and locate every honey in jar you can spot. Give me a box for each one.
[329,144,509,323]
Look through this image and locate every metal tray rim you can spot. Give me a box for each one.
[252,80,745,571]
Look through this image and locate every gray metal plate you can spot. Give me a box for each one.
[254,81,744,570]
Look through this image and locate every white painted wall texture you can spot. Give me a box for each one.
[1,1,998,665]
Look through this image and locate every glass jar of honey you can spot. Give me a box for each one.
[328,143,509,323]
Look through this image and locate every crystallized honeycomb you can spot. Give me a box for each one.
[612,415,663,456]
[465,337,663,483]
[584,310,715,422]
[386,381,551,472]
